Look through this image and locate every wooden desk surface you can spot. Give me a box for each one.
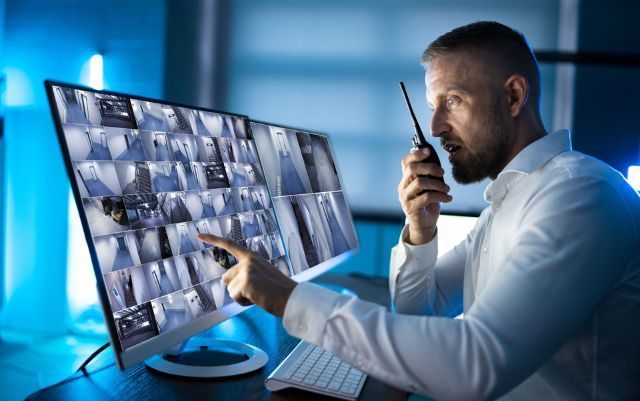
[26,274,408,401]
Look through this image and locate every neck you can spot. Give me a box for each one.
[491,110,547,179]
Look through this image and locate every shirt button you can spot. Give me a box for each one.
[482,247,488,254]
[494,202,501,209]
[298,324,307,332]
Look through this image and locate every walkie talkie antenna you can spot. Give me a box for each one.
[399,81,444,184]
[399,81,428,150]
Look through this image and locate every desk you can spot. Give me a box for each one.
[26,274,408,401]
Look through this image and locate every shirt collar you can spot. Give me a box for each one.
[483,129,572,205]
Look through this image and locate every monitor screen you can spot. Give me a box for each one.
[250,122,359,276]
[46,81,359,370]
[46,81,291,366]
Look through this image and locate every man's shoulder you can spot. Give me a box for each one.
[531,150,633,197]
[543,150,621,181]
[531,149,640,218]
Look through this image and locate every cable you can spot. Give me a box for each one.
[77,341,110,375]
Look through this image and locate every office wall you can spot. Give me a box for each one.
[223,0,562,215]
[572,0,640,175]
[0,0,167,334]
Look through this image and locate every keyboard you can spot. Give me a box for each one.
[265,340,367,400]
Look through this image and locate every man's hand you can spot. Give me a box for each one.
[197,233,297,317]
[398,148,452,245]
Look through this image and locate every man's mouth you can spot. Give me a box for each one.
[443,143,462,162]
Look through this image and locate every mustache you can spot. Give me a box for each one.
[439,136,461,147]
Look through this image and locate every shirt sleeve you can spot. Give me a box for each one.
[282,176,636,401]
[389,223,469,317]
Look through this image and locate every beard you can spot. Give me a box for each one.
[450,100,511,184]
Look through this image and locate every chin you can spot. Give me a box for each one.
[451,163,488,184]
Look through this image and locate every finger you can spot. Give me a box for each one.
[226,274,254,306]
[226,280,252,306]
[398,166,446,194]
[405,177,450,201]
[198,233,251,261]
[405,162,445,179]
[221,264,242,286]
[401,147,432,169]
[408,191,453,211]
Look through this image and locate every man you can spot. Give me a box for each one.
[199,21,640,400]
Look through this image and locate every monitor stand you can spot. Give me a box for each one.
[145,338,268,378]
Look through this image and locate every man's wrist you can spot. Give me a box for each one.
[275,280,298,317]
[407,225,436,245]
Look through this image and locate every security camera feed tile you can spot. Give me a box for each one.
[250,122,358,275]
[52,85,288,350]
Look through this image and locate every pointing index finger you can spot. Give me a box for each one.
[197,233,250,261]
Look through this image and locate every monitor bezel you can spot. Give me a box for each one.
[44,80,264,370]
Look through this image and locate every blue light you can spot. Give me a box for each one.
[88,54,104,90]
[66,187,99,327]
[628,166,640,191]
[66,53,107,333]
[2,66,34,107]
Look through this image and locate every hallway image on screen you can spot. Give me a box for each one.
[104,266,152,312]
[151,293,191,334]
[63,123,113,161]
[107,128,149,161]
[140,131,174,161]
[130,99,169,132]
[94,231,142,273]
[143,260,178,299]
[250,123,312,196]
[74,160,121,197]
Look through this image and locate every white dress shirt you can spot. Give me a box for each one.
[282,130,640,400]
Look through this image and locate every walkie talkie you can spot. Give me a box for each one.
[399,81,445,185]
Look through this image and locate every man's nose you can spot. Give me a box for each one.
[430,107,450,138]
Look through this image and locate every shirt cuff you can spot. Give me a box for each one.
[282,281,344,344]
[391,224,439,278]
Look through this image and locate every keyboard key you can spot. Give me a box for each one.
[327,381,342,391]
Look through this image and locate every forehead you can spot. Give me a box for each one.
[424,52,488,102]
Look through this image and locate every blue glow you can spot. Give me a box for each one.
[628,166,640,191]
[88,54,104,90]
[66,54,106,334]
[66,187,100,328]
[2,67,34,107]
[1,0,166,336]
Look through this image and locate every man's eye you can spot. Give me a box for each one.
[446,97,461,109]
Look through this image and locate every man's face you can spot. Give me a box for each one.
[425,52,512,183]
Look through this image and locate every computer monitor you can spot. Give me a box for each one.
[44,81,359,377]
[249,121,359,281]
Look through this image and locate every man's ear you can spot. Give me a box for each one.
[504,74,528,117]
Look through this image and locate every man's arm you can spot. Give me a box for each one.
[390,148,465,316]
[198,166,635,399]
[279,176,635,400]
[389,223,472,316]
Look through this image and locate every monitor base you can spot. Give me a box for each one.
[145,338,268,378]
